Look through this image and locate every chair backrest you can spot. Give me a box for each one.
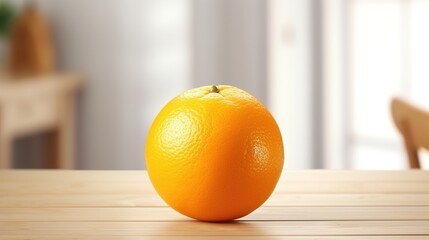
[391,98,429,168]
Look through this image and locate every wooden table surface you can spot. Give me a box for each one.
[0,170,428,239]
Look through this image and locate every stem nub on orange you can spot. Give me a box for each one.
[145,85,284,222]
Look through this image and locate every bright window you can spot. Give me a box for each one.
[347,0,429,169]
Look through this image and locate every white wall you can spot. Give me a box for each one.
[193,0,267,103]
[322,0,346,169]
[268,0,314,169]
[35,0,191,169]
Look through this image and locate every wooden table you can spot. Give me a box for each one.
[0,74,83,169]
[1,170,428,239]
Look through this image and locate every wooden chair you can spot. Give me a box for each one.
[391,98,429,169]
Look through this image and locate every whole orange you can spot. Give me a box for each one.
[145,85,284,222]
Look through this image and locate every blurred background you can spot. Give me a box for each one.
[0,0,428,170]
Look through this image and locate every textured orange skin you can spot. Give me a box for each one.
[145,85,284,222]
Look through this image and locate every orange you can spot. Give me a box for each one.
[145,85,284,222]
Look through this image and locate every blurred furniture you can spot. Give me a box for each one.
[0,74,83,169]
[391,98,429,169]
[8,4,55,76]
[0,170,428,238]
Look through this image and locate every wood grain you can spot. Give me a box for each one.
[1,170,428,181]
[0,170,428,239]
[3,180,428,194]
[1,206,428,222]
[2,236,429,240]
[1,170,428,194]
[2,193,429,208]
[1,221,428,236]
